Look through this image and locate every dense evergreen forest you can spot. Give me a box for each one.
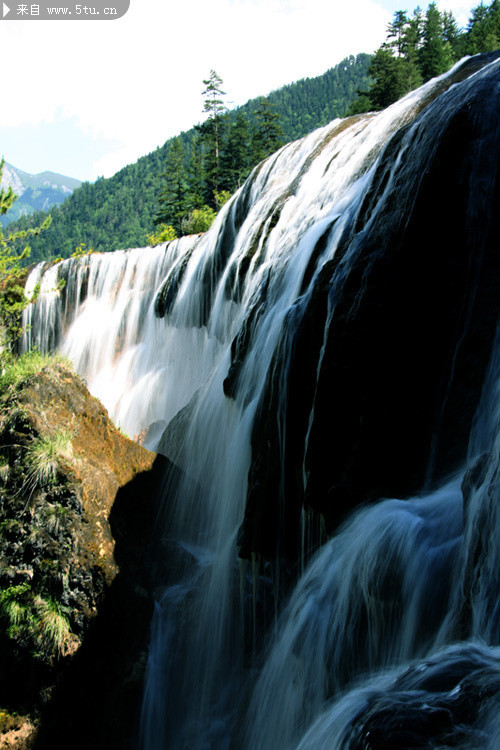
[8,0,500,262]
[7,55,372,262]
[350,0,500,111]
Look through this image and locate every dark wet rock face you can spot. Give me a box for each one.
[342,646,500,750]
[447,446,500,645]
[239,53,500,562]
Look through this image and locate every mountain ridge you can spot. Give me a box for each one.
[0,162,81,227]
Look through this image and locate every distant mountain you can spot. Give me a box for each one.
[7,54,372,262]
[0,163,81,227]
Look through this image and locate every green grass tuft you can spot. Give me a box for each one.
[34,596,71,655]
[0,585,73,658]
[0,350,71,393]
[25,430,73,489]
[0,583,32,634]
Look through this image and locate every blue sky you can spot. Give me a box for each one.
[0,0,479,182]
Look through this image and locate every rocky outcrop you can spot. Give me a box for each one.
[0,359,168,748]
[342,643,500,750]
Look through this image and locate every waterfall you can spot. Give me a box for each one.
[22,52,500,748]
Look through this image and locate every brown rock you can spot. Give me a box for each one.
[13,362,158,586]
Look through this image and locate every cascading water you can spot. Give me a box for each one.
[22,52,500,748]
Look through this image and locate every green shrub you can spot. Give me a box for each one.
[214,190,231,210]
[71,242,93,258]
[181,205,217,235]
[146,224,177,246]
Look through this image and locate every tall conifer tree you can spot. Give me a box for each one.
[221,111,251,192]
[154,137,188,235]
[200,70,228,202]
[420,3,453,79]
[251,98,284,163]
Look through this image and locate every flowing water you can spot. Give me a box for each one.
[22,55,500,748]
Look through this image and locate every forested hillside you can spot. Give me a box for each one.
[7,55,372,263]
[9,0,500,263]
[350,0,500,111]
[233,54,372,141]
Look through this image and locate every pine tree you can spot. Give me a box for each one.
[251,98,284,163]
[0,165,17,217]
[200,70,228,202]
[154,137,188,235]
[467,0,500,53]
[467,2,491,52]
[365,46,409,110]
[420,3,453,80]
[221,111,251,192]
[186,133,206,211]
[488,0,500,48]
[401,9,424,91]
[442,10,465,60]
[387,10,410,56]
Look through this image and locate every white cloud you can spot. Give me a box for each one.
[436,0,474,26]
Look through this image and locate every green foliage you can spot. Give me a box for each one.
[181,205,217,235]
[198,70,228,199]
[220,111,251,192]
[0,583,31,635]
[350,0,500,114]
[251,97,284,163]
[214,190,231,210]
[71,242,93,258]
[420,2,454,79]
[0,583,72,658]
[25,430,73,489]
[154,137,190,233]
[154,73,283,237]
[5,55,373,261]
[147,224,177,246]
[0,362,90,674]
[0,160,51,362]
[0,167,17,219]
[238,54,373,140]
[0,349,69,393]
[467,0,500,53]
[365,47,410,110]
[34,595,71,655]
[202,69,227,122]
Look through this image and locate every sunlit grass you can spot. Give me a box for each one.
[0,350,71,393]
[0,585,73,657]
[0,583,30,632]
[34,596,72,655]
[25,430,73,489]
